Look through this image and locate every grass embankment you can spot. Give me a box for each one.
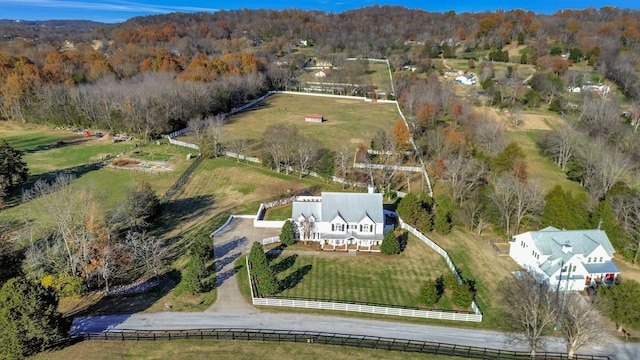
[31,339,464,360]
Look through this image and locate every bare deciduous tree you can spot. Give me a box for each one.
[227,138,249,162]
[500,271,558,357]
[295,135,322,178]
[578,141,631,200]
[543,123,580,171]
[127,231,167,280]
[442,154,487,206]
[561,293,602,358]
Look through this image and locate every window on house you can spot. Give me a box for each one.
[588,257,591,263]
[599,257,603,262]
[360,224,372,233]
[348,224,357,231]
[332,223,344,232]
[572,265,577,272]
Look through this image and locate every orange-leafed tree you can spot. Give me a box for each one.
[392,119,411,153]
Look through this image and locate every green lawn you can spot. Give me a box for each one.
[507,130,584,194]
[31,339,465,360]
[265,204,292,220]
[266,235,457,309]
[202,93,401,154]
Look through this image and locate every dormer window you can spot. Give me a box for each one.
[360,224,373,233]
[332,223,344,232]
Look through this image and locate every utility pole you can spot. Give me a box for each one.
[555,262,572,331]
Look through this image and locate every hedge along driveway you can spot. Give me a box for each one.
[272,235,452,308]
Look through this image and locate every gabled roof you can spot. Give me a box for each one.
[321,192,383,223]
[521,227,617,277]
[292,192,383,224]
[528,227,615,257]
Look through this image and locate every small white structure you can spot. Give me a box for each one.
[315,70,327,78]
[292,192,395,251]
[455,75,477,85]
[305,114,324,123]
[509,226,619,291]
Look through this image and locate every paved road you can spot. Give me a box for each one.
[206,218,279,313]
[68,217,639,359]
[69,311,637,359]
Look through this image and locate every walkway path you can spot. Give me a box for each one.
[205,218,280,313]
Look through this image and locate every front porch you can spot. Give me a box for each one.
[319,237,382,252]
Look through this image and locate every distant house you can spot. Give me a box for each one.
[305,114,324,123]
[509,226,620,291]
[402,65,417,72]
[455,75,477,85]
[292,191,395,251]
[581,84,610,95]
[316,60,333,68]
[315,69,327,78]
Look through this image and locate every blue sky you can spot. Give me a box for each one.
[0,0,639,23]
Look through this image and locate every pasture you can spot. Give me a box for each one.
[32,339,463,360]
[211,93,401,153]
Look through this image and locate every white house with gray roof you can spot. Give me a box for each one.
[291,191,395,251]
[509,226,619,291]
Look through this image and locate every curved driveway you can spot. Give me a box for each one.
[69,218,638,359]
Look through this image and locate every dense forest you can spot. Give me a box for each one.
[1,6,639,136]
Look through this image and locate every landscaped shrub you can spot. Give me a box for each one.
[442,273,459,290]
[418,279,442,307]
[433,198,454,235]
[280,220,295,246]
[452,281,475,307]
[380,230,401,255]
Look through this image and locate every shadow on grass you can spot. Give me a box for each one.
[5,161,105,208]
[272,254,298,275]
[156,194,215,235]
[279,264,312,292]
[266,244,286,262]
[63,270,180,318]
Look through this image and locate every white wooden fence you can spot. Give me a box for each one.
[260,236,280,246]
[167,137,199,150]
[353,162,423,172]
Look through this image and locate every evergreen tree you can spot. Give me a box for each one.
[180,258,204,295]
[0,139,29,192]
[280,220,295,246]
[589,199,624,249]
[452,281,475,307]
[434,198,454,235]
[541,185,588,229]
[492,142,526,173]
[418,279,441,307]
[248,241,269,274]
[598,279,640,332]
[0,277,67,359]
[396,193,422,225]
[442,272,459,290]
[257,266,279,296]
[380,230,401,255]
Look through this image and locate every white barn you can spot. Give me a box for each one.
[292,191,395,251]
[509,226,619,291]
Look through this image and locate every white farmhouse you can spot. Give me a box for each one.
[455,75,477,85]
[509,226,619,291]
[292,191,395,251]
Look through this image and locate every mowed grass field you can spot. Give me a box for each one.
[215,93,401,153]
[265,235,454,309]
[31,339,465,360]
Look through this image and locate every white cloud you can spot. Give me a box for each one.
[0,0,218,14]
